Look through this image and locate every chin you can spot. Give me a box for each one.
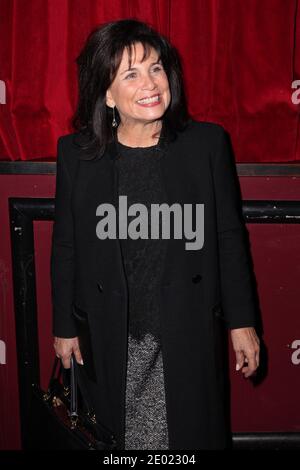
[140,109,165,120]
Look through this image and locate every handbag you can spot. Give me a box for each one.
[29,353,118,450]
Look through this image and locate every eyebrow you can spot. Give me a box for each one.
[120,60,162,76]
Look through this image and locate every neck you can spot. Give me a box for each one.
[117,120,162,147]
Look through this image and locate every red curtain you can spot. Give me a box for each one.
[0,0,299,162]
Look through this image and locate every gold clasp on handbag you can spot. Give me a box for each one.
[87,412,97,423]
[52,395,63,407]
[43,391,51,401]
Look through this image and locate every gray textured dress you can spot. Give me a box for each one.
[115,139,169,450]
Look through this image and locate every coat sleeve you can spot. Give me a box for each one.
[50,137,77,338]
[212,126,258,329]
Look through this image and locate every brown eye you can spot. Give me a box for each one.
[125,72,137,80]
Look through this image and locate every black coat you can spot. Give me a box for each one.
[51,119,257,450]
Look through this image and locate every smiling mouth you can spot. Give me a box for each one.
[137,94,161,105]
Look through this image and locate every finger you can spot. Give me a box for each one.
[255,350,260,367]
[73,349,84,365]
[61,356,71,369]
[242,354,257,378]
[235,351,245,371]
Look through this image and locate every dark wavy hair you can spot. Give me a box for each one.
[71,18,191,160]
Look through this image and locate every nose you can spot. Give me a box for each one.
[141,72,156,90]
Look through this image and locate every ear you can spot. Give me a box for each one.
[106,89,115,108]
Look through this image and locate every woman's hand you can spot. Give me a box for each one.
[53,336,83,369]
[230,327,260,378]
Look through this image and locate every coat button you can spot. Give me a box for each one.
[192,274,202,283]
[97,282,103,293]
[212,304,223,318]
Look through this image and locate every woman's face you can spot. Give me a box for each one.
[106,42,171,126]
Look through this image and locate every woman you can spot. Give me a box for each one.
[51,18,260,450]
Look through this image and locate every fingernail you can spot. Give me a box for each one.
[80,359,84,365]
[236,364,240,371]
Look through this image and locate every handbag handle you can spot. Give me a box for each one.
[44,355,66,401]
[46,354,97,425]
[69,354,78,426]
[64,353,97,424]
[69,353,97,419]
